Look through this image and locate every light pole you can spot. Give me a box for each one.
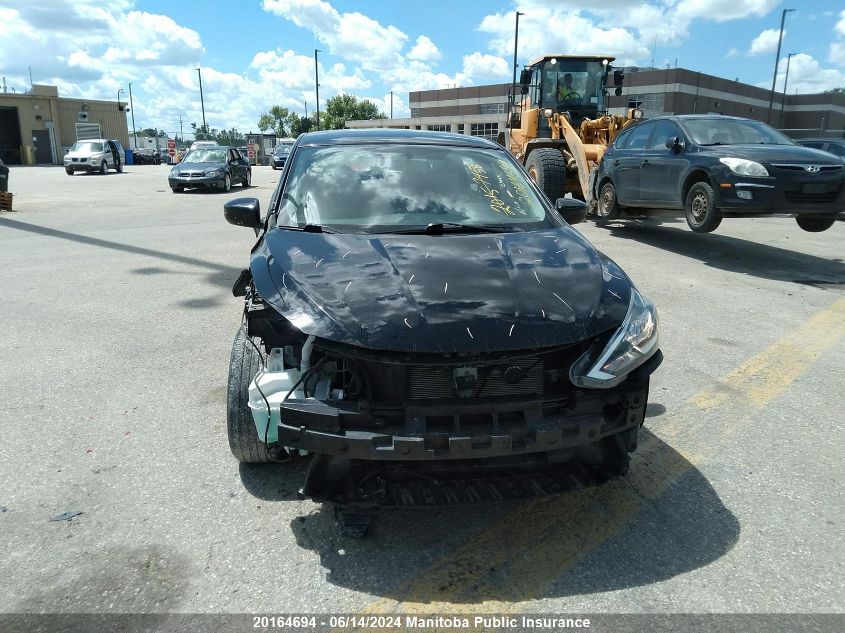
[116,88,124,108]
[196,67,207,133]
[128,83,137,149]
[314,49,321,131]
[510,10,524,115]
[779,52,795,128]
[767,8,794,124]
[390,90,393,119]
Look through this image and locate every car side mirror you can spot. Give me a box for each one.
[224,198,262,229]
[613,70,624,86]
[519,69,532,86]
[555,198,587,225]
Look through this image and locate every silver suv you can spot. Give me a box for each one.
[64,139,125,175]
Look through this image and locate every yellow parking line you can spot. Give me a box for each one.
[350,296,845,620]
[690,297,845,411]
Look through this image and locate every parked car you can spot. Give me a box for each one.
[222,129,662,537]
[594,115,845,232]
[64,139,125,175]
[0,156,8,193]
[796,138,845,159]
[132,150,161,165]
[271,142,295,170]
[168,146,250,193]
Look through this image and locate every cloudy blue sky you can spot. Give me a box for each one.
[1,0,844,138]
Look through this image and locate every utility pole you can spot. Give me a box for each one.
[767,8,794,124]
[196,67,207,132]
[116,88,124,109]
[390,90,393,119]
[510,10,524,116]
[314,49,321,131]
[128,82,137,149]
[178,115,183,143]
[779,53,795,129]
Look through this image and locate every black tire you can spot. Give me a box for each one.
[685,181,722,233]
[271,164,277,170]
[525,148,567,202]
[171,187,182,193]
[65,168,73,176]
[221,173,231,192]
[99,161,107,175]
[227,326,273,463]
[596,180,622,220]
[242,170,251,188]
[116,162,123,173]
[795,216,835,232]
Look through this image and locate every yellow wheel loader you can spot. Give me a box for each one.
[500,55,643,213]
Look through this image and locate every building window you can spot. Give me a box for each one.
[479,103,506,114]
[410,108,421,118]
[470,122,499,141]
[427,124,450,132]
[627,93,662,113]
[457,124,464,134]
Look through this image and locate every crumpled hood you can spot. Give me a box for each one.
[700,144,844,165]
[250,226,633,354]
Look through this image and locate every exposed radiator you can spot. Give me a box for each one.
[409,358,544,399]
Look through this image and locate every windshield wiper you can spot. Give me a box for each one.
[277,224,338,234]
[389,222,521,235]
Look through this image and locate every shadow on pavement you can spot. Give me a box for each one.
[0,216,241,295]
[286,430,739,604]
[596,221,845,286]
[238,460,310,501]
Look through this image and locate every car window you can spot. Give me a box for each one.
[801,141,823,149]
[624,122,655,150]
[648,120,681,150]
[613,128,634,149]
[682,118,795,145]
[825,143,845,157]
[276,145,552,232]
[72,141,103,153]
[184,149,226,163]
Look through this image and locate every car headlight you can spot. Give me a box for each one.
[632,108,644,119]
[542,108,554,118]
[570,287,659,389]
[204,168,223,176]
[719,157,768,177]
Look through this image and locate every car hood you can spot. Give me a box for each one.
[250,227,633,354]
[174,161,224,171]
[65,151,100,159]
[699,144,844,165]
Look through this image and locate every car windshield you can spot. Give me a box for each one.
[276,144,550,233]
[184,149,226,163]
[683,119,796,146]
[72,141,103,152]
[274,144,293,155]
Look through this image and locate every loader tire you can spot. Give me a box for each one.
[526,148,567,202]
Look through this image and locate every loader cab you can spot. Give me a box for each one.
[512,55,621,134]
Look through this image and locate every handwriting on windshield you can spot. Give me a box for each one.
[466,162,515,216]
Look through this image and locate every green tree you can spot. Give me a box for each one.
[191,122,217,141]
[320,94,386,130]
[823,87,845,94]
[216,127,245,146]
[287,113,313,137]
[257,105,291,137]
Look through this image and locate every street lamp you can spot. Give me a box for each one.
[128,83,137,149]
[767,8,794,124]
[314,49,321,131]
[509,11,525,118]
[779,52,795,128]
[196,67,207,132]
[116,88,124,109]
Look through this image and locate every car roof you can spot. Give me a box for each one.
[297,128,500,149]
[796,138,845,143]
[644,114,768,123]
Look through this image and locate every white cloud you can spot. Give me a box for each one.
[773,53,845,94]
[408,35,441,62]
[748,28,783,56]
[836,10,845,37]
[830,42,845,67]
[726,48,740,58]
[461,53,510,81]
[671,0,779,24]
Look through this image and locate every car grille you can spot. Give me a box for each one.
[409,357,545,400]
[771,164,843,172]
[784,189,841,204]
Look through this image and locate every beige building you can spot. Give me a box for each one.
[0,84,130,165]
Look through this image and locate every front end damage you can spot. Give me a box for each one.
[242,283,661,520]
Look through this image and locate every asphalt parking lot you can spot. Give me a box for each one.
[0,165,843,621]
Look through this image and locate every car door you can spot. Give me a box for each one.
[612,121,655,204]
[640,120,688,206]
[226,149,239,180]
[232,149,247,180]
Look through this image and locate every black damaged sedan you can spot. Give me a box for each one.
[224,130,662,536]
[169,146,251,193]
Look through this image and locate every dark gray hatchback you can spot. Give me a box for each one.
[593,115,845,233]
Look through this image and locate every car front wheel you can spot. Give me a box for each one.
[99,161,107,175]
[685,181,722,233]
[65,168,73,176]
[795,216,836,232]
[596,180,622,220]
[242,170,251,188]
[227,326,274,463]
[221,174,231,192]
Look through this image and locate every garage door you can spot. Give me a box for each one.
[76,123,101,140]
